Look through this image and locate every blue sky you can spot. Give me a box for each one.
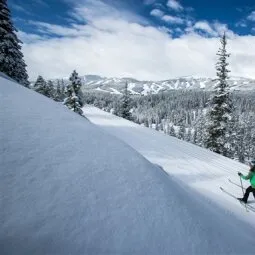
[9,0,255,36]
[7,0,255,80]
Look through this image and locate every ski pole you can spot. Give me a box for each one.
[239,176,245,196]
[239,176,248,212]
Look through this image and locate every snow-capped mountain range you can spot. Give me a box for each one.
[77,75,255,95]
[33,75,255,95]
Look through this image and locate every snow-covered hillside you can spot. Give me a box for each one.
[83,107,255,224]
[2,76,255,255]
[79,75,255,95]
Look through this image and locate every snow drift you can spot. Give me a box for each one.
[1,76,255,255]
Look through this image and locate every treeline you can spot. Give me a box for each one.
[33,76,66,102]
[32,71,84,116]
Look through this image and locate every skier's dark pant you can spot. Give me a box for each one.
[243,186,255,202]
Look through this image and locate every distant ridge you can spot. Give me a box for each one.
[32,75,255,95]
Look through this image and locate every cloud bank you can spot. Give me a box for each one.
[19,0,255,80]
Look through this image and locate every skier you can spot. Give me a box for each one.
[237,159,255,204]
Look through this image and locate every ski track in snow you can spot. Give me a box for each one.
[83,106,255,226]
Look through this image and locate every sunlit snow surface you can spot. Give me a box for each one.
[83,106,255,224]
[1,76,255,255]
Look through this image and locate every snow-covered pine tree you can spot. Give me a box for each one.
[243,116,254,160]
[193,129,198,145]
[196,115,206,147]
[225,113,237,159]
[178,125,185,140]
[63,70,84,116]
[144,118,149,127]
[34,75,47,95]
[60,79,66,99]
[0,0,29,86]
[159,122,164,132]
[54,80,62,102]
[119,82,132,120]
[46,80,55,99]
[169,125,176,137]
[205,33,232,156]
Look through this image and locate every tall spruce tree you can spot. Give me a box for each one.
[34,75,47,95]
[54,80,62,102]
[63,70,84,116]
[178,124,185,140]
[193,129,198,145]
[169,125,176,137]
[119,82,132,120]
[60,79,66,99]
[46,80,55,99]
[0,0,29,86]
[205,33,232,156]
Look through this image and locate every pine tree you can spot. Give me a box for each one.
[159,122,164,132]
[46,80,55,99]
[250,128,255,161]
[144,118,149,127]
[243,117,254,160]
[178,125,185,140]
[169,125,176,137]
[34,75,47,95]
[119,82,132,120]
[230,117,245,162]
[0,0,29,86]
[196,116,206,147]
[193,129,198,145]
[225,114,238,159]
[60,79,66,100]
[63,70,84,116]
[205,33,232,156]
[54,80,62,102]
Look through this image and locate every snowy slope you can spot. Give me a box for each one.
[1,77,255,255]
[83,107,255,226]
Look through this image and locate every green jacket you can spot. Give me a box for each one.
[241,171,255,188]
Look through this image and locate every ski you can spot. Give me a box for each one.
[220,187,255,213]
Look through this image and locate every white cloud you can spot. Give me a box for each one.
[158,26,173,34]
[18,31,48,43]
[162,15,184,24]
[191,21,234,38]
[167,0,183,12]
[213,22,235,37]
[150,9,164,18]
[150,9,184,25]
[20,0,255,80]
[247,11,255,21]
[193,21,217,36]
[28,21,90,37]
[69,0,148,25]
